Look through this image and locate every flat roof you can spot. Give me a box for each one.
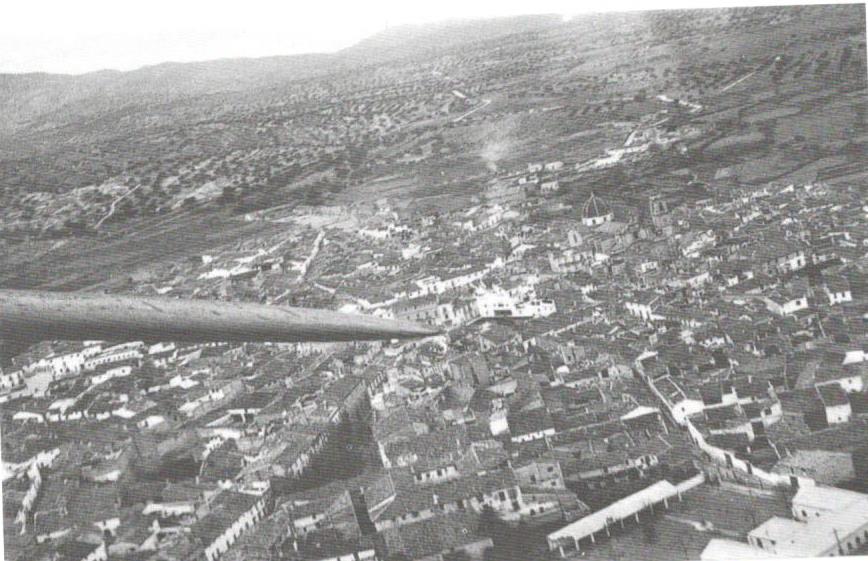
[749,488,868,557]
[792,484,867,511]
[700,538,779,560]
[548,480,679,543]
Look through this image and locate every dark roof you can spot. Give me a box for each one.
[742,402,764,419]
[817,384,849,407]
[508,407,555,437]
[384,425,469,468]
[372,407,431,443]
[322,375,364,405]
[380,469,517,521]
[32,510,71,538]
[381,512,491,560]
[200,440,245,482]
[191,491,260,546]
[622,409,665,435]
[116,512,159,545]
[777,419,868,454]
[66,482,120,524]
[699,383,723,406]
[732,377,771,400]
[290,532,375,561]
[706,432,751,451]
[229,391,278,411]
[56,540,100,561]
[779,388,822,414]
[849,391,868,416]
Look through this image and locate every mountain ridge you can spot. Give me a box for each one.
[0,15,568,137]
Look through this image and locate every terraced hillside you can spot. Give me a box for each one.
[0,5,865,289]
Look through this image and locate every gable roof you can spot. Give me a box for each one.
[381,512,491,559]
[508,406,555,437]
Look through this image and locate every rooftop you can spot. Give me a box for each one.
[381,511,490,559]
[190,490,261,546]
[750,486,868,557]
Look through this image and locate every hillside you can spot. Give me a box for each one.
[0,4,865,290]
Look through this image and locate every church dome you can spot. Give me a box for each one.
[581,192,613,226]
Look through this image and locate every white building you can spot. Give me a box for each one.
[700,538,778,560]
[84,343,144,371]
[474,290,556,320]
[764,291,809,317]
[540,180,560,193]
[22,344,103,379]
[747,486,868,557]
[90,365,133,386]
[0,370,24,392]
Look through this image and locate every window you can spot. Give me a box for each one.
[801,510,807,518]
[498,491,507,501]
[548,466,555,473]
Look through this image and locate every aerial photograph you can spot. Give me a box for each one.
[1,3,867,561]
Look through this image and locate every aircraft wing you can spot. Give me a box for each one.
[0,289,438,347]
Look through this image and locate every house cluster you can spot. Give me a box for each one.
[2,158,867,561]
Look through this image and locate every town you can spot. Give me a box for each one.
[2,5,868,561]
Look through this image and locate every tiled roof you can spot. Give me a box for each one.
[379,468,518,521]
[817,384,849,407]
[56,540,101,561]
[384,425,469,467]
[190,490,260,546]
[32,510,71,537]
[229,391,279,411]
[201,440,245,482]
[66,482,120,524]
[776,419,868,452]
[381,512,491,559]
[508,406,555,438]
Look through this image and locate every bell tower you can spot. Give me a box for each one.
[649,195,671,229]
